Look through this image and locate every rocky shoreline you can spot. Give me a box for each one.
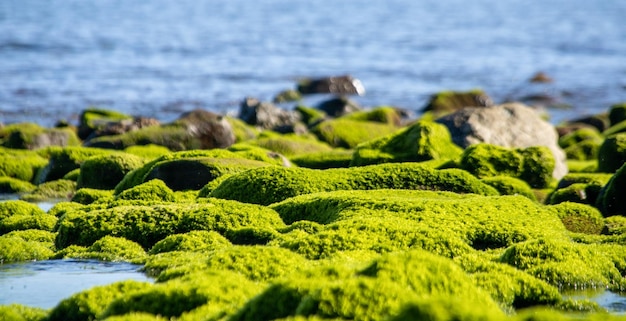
[1,78,626,320]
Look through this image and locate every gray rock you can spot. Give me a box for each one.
[176,109,236,149]
[238,97,301,131]
[297,75,365,95]
[316,96,362,118]
[436,102,568,180]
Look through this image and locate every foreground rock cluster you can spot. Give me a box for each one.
[1,83,626,320]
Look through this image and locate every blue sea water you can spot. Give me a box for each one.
[0,0,625,127]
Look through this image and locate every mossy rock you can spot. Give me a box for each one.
[566,160,597,173]
[77,153,147,190]
[47,280,153,321]
[114,149,279,193]
[148,230,232,254]
[290,149,354,169]
[0,176,36,194]
[389,297,507,321]
[351,121,463,166]
[77,107,133,140]
[35,146,112,183]
[608,103,626,127]
[546,183,603,206]
[481,176,537,201]
[499,238,626,290]
[249,132,333,157]
[558,127,603,149]
[0,200,46,220]
[273,88,302,103]
[84,124,191,150]
[226,143,291,166]
[71,188,114,205]
[0,212,57,235]
[603,216,626,235]
[115,179,177,202]
[547,202,605,234]
[207,162,498,206]
[0,147,49,183]
[62,168,81,181]
[0,122,80,150]
[123,144,172,159]
[295,105,326,127]
[270,190,567,259]
[596,162,626,217]
[0,231,55,262]
[421,89,492,114]
[311,118,399,149]
[55,197,286,249]
[226,116,261,143]
[19,179,76,202]
[342,106,404,126]
[0,304,48,321]
[597,133,626,173]
[603,119,626,137]
[559,127,603,161]
[459,143,555,188]
[60,235,148,262]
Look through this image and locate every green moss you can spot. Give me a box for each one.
[566,160,597,173]
[557,173,613,188]
[564,140,602,161]
[0,176,36,193]
[115,179,177,202]
[19,179,76,202]
[0,200,45,220]
[0,212,57,234]
[422,89,490,113]
[603,119,626,137]
[546,183,603,206]
[55,198,285,249]
[47,201,84,218]
[123,144,172,159]
[460,143,555,188]
[0,148,48,182]
[0,304,48,321]
[224,227,281,245]
[596,162,626,216]
[100,271,264,320]
[226,116,261,143]
[597,133,626,173]
[2,229,56,243]
[77,153,146,189]
[342,106,403,126]
[0,233,55,262]
[559,127,603,148]
[290,149,354,169]
[47,280,152,321]
[0,122,80,149]
[351,121,463,166]
[71,188,114,205]
[311,118,399,149]
[603,216,626,235]
[273,89,302,103]
[295,105,326,127]
[148,230,231,254]
[76,236,148,262]
[608,103,626,126]
[547,202,605,234]
[35,146,112,183]
[85,123,209,151]
[270,190,567,259]
[481,176,537,201]
[62,168,81,181]
[250,133,333,157]
[389,296,508,321]
[78,107,133,139]
[209,163,497,206]
[499,238,626,290]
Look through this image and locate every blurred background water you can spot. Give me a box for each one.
[0,0,625,127]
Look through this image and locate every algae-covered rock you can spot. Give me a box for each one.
[499,238,626,290]
[597,133,626,173]
[0,231,55,262]
[77,153,146,190]
[558,127,603,161]
[351,121,463,166]
[208,163,497,206]
[149,230,231,254]
[55,198,286,249]
[35,146,112,183]
[342,106,405,126]
[0,122,80,150]
[546,183,603,206]
[271,190,567,259]
[608,103,626,126]
[0,200,46,219]
[71,188,114,205]
[114,149,278,193]
[0,176,36,194]
[123,144,171,159]
[80,236,147,262]
[481,176,537,201]
[77,108,134,140]
[389,297,506,321]
[19,179,76,202]
[421,89,493,114]
[604,216,626,236]
[547,202,605,234]
[0,304,48,321]
[312,118,399,149]
[115,179,177,202]
[47,280,153,321]
[0,211,57,234]
[596,162,626,217]
[290,149,354,169]
[459,143,555,188]
[0,147,49,183]
[248,132,333,157]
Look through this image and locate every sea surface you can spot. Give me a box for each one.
[1,0,625,127]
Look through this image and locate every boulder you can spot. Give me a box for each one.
[83,116,160,142]
[78,108,134,140]
[238,97,301,131]
[297,75,365,95]
[316,96,362,117]
[597,133,626,173]
[421,89,493,114]
[436,102,568,181]
[608,103,626,127]
[0,123,80,150]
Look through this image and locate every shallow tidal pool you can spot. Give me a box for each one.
[0,259,152,309]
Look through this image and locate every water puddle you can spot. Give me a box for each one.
[0,259,152,309]
[564,290,626,314]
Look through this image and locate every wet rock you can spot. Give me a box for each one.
[529,71,553,83]
[84,117,161,142]
[77,108,134,140]
[316,96,362,117]
[238,97,301,131]
[297,75,365,96]
[597,133,626,173]
[174,109,235,149]
[609,103,626,126]
[436,102,568,181]
[0,123,80,150]
[421,89,493,114]
[597,162,626,217]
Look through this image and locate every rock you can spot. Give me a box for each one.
[84,116,160,142]
[609,103,626,127]
[597,162,626,216]
[421,89,493,114]
[297,75,365,95]
[238,97,301,131]
[597,133,626,173]
[312,118,399,149]
[174,109,235,149]
[273,89,302,103]
[316,96,362,117]
[77,153,146,190]
[529,71,553,83]
[77,108,134,140]
[0,123,80,150]
[436,102,568,181]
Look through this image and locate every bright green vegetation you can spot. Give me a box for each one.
[70,188,114,205]
[312,118,399,149]
[0,147,48,182]
[207,162,498,206]
[289,149,354,169]
[559,127,603,161]
[421,89,490,113]
[351,120,463,166]
[597,133,626,173]
[123,144,172,159]
[0,200,57,234]
[35,146,111,183]
[247,132,333,157]
[0,122,80,149]
[596,162,626,217]
[0,304,48,321]
[77,108,133,139]
[0,230,56,262]
[0,176,36,193]
[342,106,404,125]
[547,202,605,234]
[148,230,231,254]
[481,176,537,201]
[19,179,76,202]
[77,153,146,190]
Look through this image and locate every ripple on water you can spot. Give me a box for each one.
[0,259,152,309]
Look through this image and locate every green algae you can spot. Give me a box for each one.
[148,230,231,254]
[289,149,354,169]
[0,200,57,235]
[547,202,605,234]
[312,118,399,149]
[115,179,177,202]
[208,162,497,206]
[77,153,146,190]
[19,179,76,202]
[35,146,113,183]
[459,143,556,188]
[342,106,404,125]
[249,132,333,157]
[351,120,463,166]
[0,304,47,321]
[0,200,44,220]
[597,133,626,173]
[604,216,626,235]
[481,176,537,201]
[0,122,80,150]
[559,127,603,161]
[596,162,626,217]
[70,188,114,205]
[123,144,172,159]
[0,148,48,183]
[0,232,55,262]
